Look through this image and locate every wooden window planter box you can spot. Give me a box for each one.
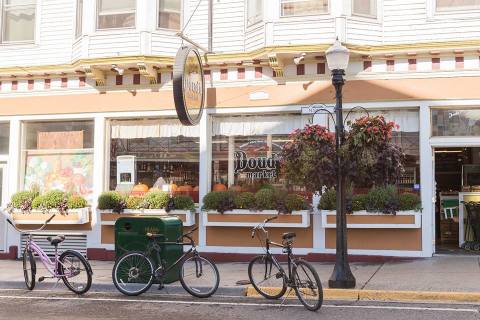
[11,208,90,225]
[99,209,196,227]
[321,210,421,229]
[202,210,310,228]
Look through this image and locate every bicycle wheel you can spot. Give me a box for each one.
[248,255,287,299]
[179,255,220,298]
[292,260,323,311]
[23,248,36,290]
[59,250,92,294]
[112,251,154,296]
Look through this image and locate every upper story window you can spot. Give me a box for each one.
[97,0,136,30]
[352,0,376,17]
[281,0,328,17]
[1,0,36,43]
[75,0,83,38]
[247,0,263,25]
[158,0,180,30]
[436,0,480,11]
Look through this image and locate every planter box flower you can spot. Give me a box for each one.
[11,208,90,225]
[202,210,310,228]
[321,210,421,229]
[100,209,195,227]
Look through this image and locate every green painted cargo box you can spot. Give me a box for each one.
[115,216,183,284]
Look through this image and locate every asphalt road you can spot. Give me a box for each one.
[0,289,478,320]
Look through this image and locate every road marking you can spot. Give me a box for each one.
[0,294,477,313]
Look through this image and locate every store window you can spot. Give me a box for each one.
[22,120,94,200]
[211,114,310,193]
[76,0,83,38]
[97,0,136,30]
[281,0,328,17]
[432,108,480,136]
[352,0,376,17]
[436,0,480,11]
[2,0,36,42]
[158,0,181,30]
[109,119,200,202]
[247,0,263,25]
[0,123,9,154]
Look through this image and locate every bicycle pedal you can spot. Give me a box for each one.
[38,276,45,282]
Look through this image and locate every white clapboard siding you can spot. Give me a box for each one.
[346,19,383,45]
[20,233,87,258]
[88,32,141,58]
[245,23,265,51]
[0,0,75,67]
[211,0,245,52]
[272,18,336,45]
[183,0,209,50]
[151,32,182,56]
[383,0,480,43]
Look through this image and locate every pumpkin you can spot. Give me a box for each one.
[170,183,178,192]
[213,183,227,192]
[178,185,193,192]
[131,183,149,196]
[193,186,199,192]
[229,185,242,192]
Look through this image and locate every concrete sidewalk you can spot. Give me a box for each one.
[0,255,479,302]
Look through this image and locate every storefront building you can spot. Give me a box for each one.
[1,0,480,259]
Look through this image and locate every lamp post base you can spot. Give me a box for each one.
[328,263,356,289]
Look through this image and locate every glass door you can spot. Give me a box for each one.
[0,163,6,252]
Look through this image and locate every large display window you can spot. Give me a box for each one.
[109,118,200,202]
[22,120,94,201]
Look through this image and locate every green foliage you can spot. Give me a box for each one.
[284,194,307,213]
[234,192,255,210]
[126,196,143,210]
[254,188,277,210]
[173,195,195,211]
[202,191,235,213]
[144,191,169,209]
[399,193,421,211]
[98,191,125,211]
[67,195,88,209]
[10,191,38,209]
[31,196,43,209]
[318,188,336,210]
[351,194,368,212]
[366,185,399,214]
[39,190,68,209]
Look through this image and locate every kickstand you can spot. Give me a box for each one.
[52,278,61,289]
[280,287,294,306]
[157,282,164,291]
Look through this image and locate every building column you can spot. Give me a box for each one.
[419,104,434,257]
[88,116,106,249]
[198,113,212,248]
[5,119,21,253]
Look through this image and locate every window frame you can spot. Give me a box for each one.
[435,0,480,12]
[0,0,37,44]
[75,0,83,39]
[280,0,330,18]
[351,0,377,19]
[96,0,137,31]
[246,0,263,26]
[156,0,182,31]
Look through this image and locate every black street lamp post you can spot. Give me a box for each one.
[325,40,356,289]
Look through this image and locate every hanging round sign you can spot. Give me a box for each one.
[173,46,205,126]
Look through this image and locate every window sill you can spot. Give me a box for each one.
[94,27,137,34]
[428,9,480,21]
[350,13,379,22]
[277,13,333,24]
[0,41,37,48]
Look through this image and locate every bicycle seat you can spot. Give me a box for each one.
[282,232,296,240]
[47,235,65,246]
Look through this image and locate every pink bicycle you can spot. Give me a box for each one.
[6,214,92,294]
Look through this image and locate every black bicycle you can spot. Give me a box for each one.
[248,216,323,311]
[112,227,220,298]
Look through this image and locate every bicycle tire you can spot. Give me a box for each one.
[248,255,287,299]
[59,250,92,295]
[292,260,323,311]
[112,251,154,296]
[179,255,220,298]
[23,248,36,291]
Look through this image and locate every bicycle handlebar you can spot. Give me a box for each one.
[5,214,56,234]
[251,216,278,238]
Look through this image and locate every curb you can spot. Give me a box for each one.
[245,287,480,303]
[0,281,246,296]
